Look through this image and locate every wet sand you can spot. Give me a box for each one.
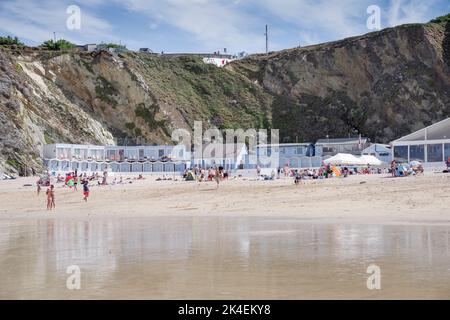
[1,173,450,299]
[1,173,450,224]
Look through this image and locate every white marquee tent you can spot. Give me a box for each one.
[323,153,364,166]
[358,155,385,166]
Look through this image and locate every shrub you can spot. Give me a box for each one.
[41,39,76,51]
[0,36,24,46]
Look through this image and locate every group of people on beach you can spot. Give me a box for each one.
[183,166,228,188]
[36,170,96,210]
[390,160,424,177]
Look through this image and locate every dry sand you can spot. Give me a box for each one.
[1,172,450,225]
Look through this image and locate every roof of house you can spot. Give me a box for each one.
[316,137,368,145]
[392,118,450,143]
[257,143,312,148]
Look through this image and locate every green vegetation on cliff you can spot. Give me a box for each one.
[41,39,76,51]
[0,35,24,46]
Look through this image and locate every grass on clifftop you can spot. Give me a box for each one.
[429,13,450,24]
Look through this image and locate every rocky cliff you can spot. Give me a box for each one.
[0,17,449,175]
[229,19,450,144]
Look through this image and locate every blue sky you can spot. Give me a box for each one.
[0,0,448,54]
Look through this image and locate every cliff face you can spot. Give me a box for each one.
[230,21,450,144]
[0,19,449,174]
[0,48,272,174]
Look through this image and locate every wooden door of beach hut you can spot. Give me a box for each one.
[120,163,131,173]
[49,159,59,172]
[164,163,175,172]
[131,162,143,173]
[89,162,99,172]
[111,162,121,173]
[100,163,108,172]
[61,160,70,172]
[153,162,163,172]
[175,162,186,172]
[80,161,89,172]
[71,161,79,172]
[143,162,152,173]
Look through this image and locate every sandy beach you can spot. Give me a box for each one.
[1,173,450,225]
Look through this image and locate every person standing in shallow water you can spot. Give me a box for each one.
[46,185,55,210]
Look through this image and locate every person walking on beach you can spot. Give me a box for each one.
[82,180,90,202]
[37,178,42,196]
[46,185,55,210]
[214,167,221,189]
[73,175,78,192]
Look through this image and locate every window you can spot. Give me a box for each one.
[427,144,443,162]
[445,144,450,162]
[394,146,408,162]
[409,145,424,162]
[296,147,303,155]
[158,149,165,157]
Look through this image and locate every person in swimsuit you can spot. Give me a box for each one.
[83,180,90,202]
[46,185,55,210]
[214,167,221,189]
[37,178,41,196]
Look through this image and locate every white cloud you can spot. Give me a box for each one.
[386,0,440,26]
[0,0,446,52]
[114,0,266,52]
[256,0,371,45]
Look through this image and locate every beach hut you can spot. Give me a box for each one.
[120,163,131,172]
[323,153,364,166]
[153,162,163,172]
[49,159,59,171]
[79,161,89,172]
[89,162,99,172]
[110,162,121,173]
[71,161,79,171]
[143,162,153,172]
[131,162,143,173]
[164,163,176,172]
[175,162,186,172]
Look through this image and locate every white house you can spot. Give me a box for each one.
[315,137,370,157]
[104,145,189,162]
[192,143,248,169]
[43,144,105,161]
[361,144,392,164]
[243,143,322,169]
[390,118,450,168]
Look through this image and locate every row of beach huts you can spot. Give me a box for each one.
[42,117,450,174]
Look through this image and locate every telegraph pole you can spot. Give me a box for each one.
[264,25,269,54]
